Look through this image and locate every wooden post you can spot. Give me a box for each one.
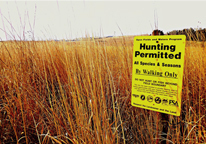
[152,30,169,144]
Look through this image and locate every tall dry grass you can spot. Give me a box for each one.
[0,36,205,143]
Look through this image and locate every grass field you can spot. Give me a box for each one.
[0,36,205,143]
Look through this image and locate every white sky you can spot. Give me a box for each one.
[0,1,206,40]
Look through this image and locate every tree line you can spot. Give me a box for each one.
[152,28,206,41]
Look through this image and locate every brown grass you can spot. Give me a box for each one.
[0,36,205,143]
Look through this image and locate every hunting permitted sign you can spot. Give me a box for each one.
[131,35,186,116]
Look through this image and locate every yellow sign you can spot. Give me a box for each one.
[131,35,186,116]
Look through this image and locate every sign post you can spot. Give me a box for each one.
[131,35,186,116]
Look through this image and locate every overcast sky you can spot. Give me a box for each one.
[0,1,206,40]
